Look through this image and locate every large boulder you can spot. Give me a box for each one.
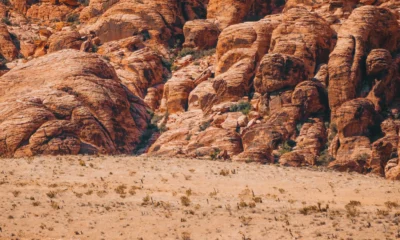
[280,118,327,167]
[291,80,328,117]
[254,53,307,94]
[183,19,220,50]
[328,99,377,172]
[47,31,83,53]
[185,127,243,158]
[0,24,18,62]
[80,0,184,43]
[328,6,398,115]
[207,0,283,29]
[365,49,399,111]
[26,4,74,22]
[0,50,149,157]
[269,7,335,80]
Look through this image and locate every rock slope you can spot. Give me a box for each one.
[0,0,399,180]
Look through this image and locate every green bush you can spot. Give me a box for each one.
[210,148,221,160]
[91,44,99,53]
[66,14,79,23]
[229,101,252,115]
[317,149,334,166]
[2,17,11,25]
[278,141,295,156]
[78,0,89,6]
[177,48,216,60]
[199,121,211,131]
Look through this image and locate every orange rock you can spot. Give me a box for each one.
[291,80,328,117]
[328,6,398,115]
[185,127,243,158]
[270,7,335,80]
[27,3,74,22]
[0,50,149,157]
[0,24,18,61]
[81,0,184,43]
[47,31,82,53]
[328,99,377,172]
[365,49,398,112]
[183,19,220,50]
[254,53,307,94]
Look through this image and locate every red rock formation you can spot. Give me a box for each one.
[280,118,327,166]
[47,31,82,53]
[0,24,18,61]
[0,50,149,157]
[254,54,307,94]
[328,99,377,172]
[328,6,398,116]
[183,19,220,50]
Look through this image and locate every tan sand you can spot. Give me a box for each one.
[0,156,399,240]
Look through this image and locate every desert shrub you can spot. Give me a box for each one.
[329,123,338,140]
[91,44,98,53]
[177,48,216,60]
[1,17,11,25]
[177,48,196,58]
[199,120,211,131]
[317,149,335,166]
[278,140,295,156]
[229,101,252,115]
[354,153,369,162]
[180,196,191,206]
[161,57,174,72]
[140,30,150,41]
[66,13,79,23]
[78,0,89,6]
[345,201,361,218]
[210,148,221,160]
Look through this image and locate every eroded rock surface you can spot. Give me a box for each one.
[0,50,149,157]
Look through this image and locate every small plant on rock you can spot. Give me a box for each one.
[229,101,252,115]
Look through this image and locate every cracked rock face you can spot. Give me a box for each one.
[0,50,149,157]
[1,0,400,181]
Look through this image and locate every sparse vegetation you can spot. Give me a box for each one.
[78,0,89,6]
[2,17,11,25]
[229,101,252,115]
[278,140,295,156]
[177,48,216,60]
[180,196,191,206]
[199,120,211,131]
[210,148,221,160]
[46,191,57,199]
[317,149,335,166]
[345,201,361,218]
[66,13,80,24]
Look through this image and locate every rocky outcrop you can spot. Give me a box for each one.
[328,99,377,172]
[291,80,328,117]
[280,118,327,167]
[160,56,214,114]
[183,19,220,50]
[254,54,307,94]
[207,0,284,29]
[81,0,184,43]
[0,50,149,157]
[185,127,243,158]
[269,7,335,80]
[26,4,74,22]
[365,49,399,112]
[0,24,18,61]
[212,15,281,105]
[47,31,83,53]
[328,6,398,116]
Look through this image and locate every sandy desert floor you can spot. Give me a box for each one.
[0,156,399,240]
